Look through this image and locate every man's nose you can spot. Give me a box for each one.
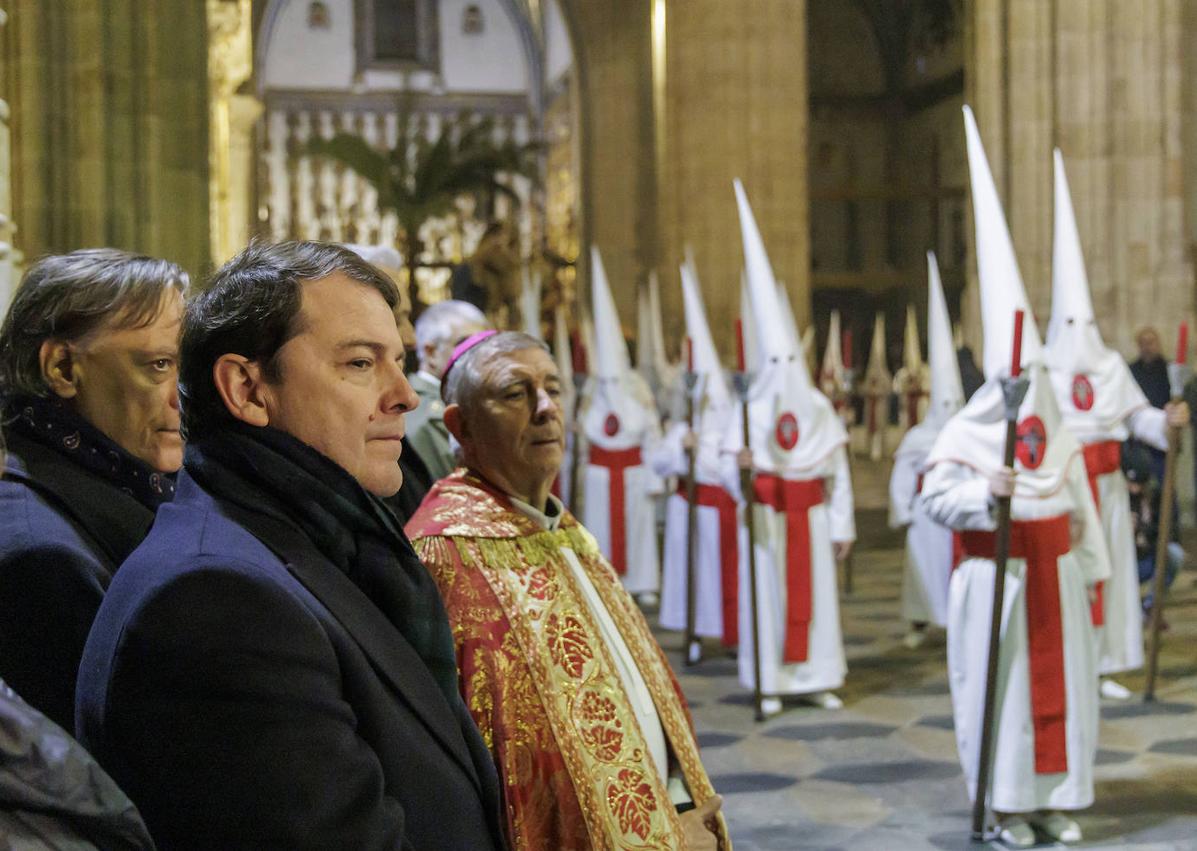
[167,379,180,411]
[388,368,420,414]
[533,387,559,420]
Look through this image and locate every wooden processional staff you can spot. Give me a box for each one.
[1144,321,1190,702]
[971,310,1028,840]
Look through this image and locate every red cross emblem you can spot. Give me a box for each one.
[1016,415,1048,470]
[1071,374,1095,411]
[603,413,620,437]
[775,412,800,450]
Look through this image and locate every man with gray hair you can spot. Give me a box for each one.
[0,249,188,731]
[407,298,489,479]
[407,330,727,850]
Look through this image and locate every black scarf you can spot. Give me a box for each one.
[184,422,460,706]
[4,395,175,510]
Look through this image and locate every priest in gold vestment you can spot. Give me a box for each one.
[406,330,728,851]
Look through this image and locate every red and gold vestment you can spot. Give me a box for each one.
[407,470,729,851]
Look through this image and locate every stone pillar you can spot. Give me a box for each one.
[208,0,261,266]
[0,4,18,310]
[657,0,810,357]
[559,0,656,334]
[4,0,210,277]
[965,0,1195,355]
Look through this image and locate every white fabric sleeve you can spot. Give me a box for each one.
[918,461,997,532]
[1127,405,1169,451]
[888,451,918,528]
[827,447,856,543]
[648,421,688,478]
[1066,455,1112,585]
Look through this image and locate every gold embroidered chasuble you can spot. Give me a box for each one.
[407,471,728,851]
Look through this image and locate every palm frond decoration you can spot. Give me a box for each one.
[303,109,541,301]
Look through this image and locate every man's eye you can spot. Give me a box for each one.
[349,358,373,370]
[150,359,174,372]
[547,387,561,398]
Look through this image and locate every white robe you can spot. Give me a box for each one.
[920,455,1108,813]
[889,442,951,627]
[720,445,855,695]
[581,378,664,596]
[649,421,737,639]
[1074,405,1168,676]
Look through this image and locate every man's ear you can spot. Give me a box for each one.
[212,354,270,427]
[443,403,467,444]
[39,339,79,399]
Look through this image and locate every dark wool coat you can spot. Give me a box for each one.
[0,430,154,732]
[76,471,505,851]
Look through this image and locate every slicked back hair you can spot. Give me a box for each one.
[0,249,189,409]
[179,240,399,441]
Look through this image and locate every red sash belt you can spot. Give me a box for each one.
[752,474,825,663]
[960,514,1072,775]
[906,391,926,426]
[1081,440,1120,626]
[588,445,642,575]
[680,483,740,646]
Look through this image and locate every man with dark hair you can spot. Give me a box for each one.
[0,248,187,731]
[76,240,503,850]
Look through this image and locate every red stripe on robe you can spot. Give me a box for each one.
[960,514,1072,775]
[1081,440,1121,627]
[752,474,825,664]
[679,483,739,646]
[588,445,642,575]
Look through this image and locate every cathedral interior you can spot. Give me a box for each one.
[2,1,1197,848]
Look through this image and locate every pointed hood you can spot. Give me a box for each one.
[926,107,1079,499]
[1045,148,1149,439]
[636,281,653,378]
[739,270,762,374]
[680,250,731,411]
[801,325,817,375]
[819,310,846,399]
[924,251,964,427]
[733,179,792,362]
[866,311,895,390]
[727,179,846,475]
[519,267,542,339]
[776,281,801,352]
[901,305,922,374]
[962,104,1043,379]
[590,246,630,379]
[584,245,656,448]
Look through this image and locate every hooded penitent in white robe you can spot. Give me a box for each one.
[582,247,663,596]
[1045,149,1169,677]
[818,310,850,419]
[893,305,930,430]
[649,252,740,645]
[720,180,855,697]
[919,107,1110,814]
[862,313,892,461]
[889,252,962,628]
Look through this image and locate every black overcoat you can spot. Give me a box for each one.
[0,430,154,732]
[76,471,505,851]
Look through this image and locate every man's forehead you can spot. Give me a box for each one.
[484,348,558,383]
[299,274,400,338]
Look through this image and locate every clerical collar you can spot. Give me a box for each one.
[508,492,564,531]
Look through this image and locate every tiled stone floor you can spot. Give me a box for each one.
[658,458,1197,850]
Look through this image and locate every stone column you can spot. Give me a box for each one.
[0,4,19,310]
[558,0,656,334]
[657,0,810,357]
[208,0,261,266]
[964,0,1195,355]
[4,0,210,277]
